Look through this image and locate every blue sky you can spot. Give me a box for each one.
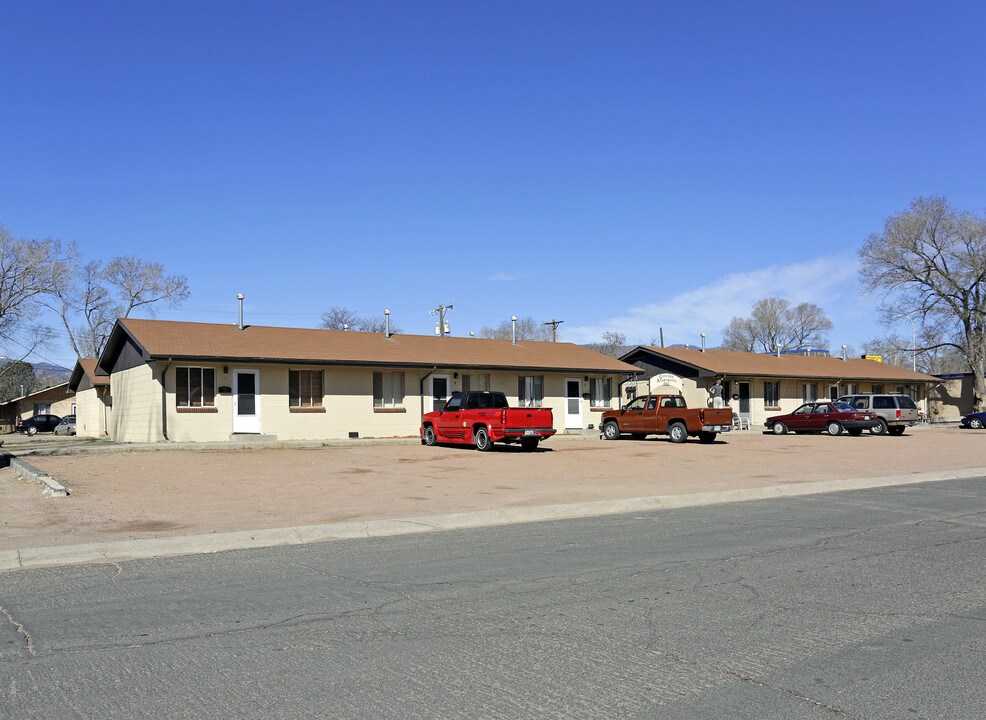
[2,1,985,369]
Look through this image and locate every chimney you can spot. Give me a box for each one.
[511,315,518,345]
[237,293,244,330]
[701,333,706,353]
[384,309,391,338]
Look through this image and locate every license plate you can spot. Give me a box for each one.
[524,429,535,436]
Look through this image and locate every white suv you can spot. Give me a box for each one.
[836,394,919,436]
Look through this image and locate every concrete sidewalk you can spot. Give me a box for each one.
[4,466,984,573]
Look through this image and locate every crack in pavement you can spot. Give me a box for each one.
[0,604,36,657]
[645,647,863,718]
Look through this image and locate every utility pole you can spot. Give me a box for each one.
[431,304,453,336]
[544,319,564,342]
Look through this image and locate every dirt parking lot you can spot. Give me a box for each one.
[2,426,984,551]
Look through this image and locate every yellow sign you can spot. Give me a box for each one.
[864,355,883,363]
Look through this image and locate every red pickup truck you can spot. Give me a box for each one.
[599,394,733,444]
[421,391,556,451]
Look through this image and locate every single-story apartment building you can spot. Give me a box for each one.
[68,358,112,437]
[0,382,75,433]
[91,318,642,443]
[620,346,939,427]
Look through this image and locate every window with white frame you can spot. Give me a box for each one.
[373,371,405,408]
[517,375,544,407]
[764,381,780,407]
[33,402,51,415]
[847,383,858,395]
[176,367,216,407]
[802,382,817,402]
[462,373,490,392]
[590,377,611,408]
[289,369,323,408]
[871,384,884,394]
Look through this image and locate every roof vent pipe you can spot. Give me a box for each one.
[511,315,518,345]
[776,343,781,359]
[841,344,848,361]
[237,293,244,330]
[701,333,706,353]
[384,309,391,338]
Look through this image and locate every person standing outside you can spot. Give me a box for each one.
[709,378,724,409]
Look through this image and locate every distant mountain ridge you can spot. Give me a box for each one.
[0,357,73,384]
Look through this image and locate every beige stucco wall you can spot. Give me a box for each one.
[74,386,108,437]
[928,377,969,421]
[112,362,624,443]
[110,363,162,442]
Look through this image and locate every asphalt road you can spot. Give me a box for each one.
[2,478,985,719]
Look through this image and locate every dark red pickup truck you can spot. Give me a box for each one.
[421,391,556,451]
[599,394,733,444]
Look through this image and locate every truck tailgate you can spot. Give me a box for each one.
[503,408,556,435]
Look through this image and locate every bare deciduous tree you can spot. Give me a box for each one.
[721,297,832,352]
[478,316,553,342]
[587,330,627,358]
[859,196,986,409]
[319,307,402,334]
[0,227,65,363]
[48,251,190,358]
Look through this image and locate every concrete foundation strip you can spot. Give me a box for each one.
[2,467,984,572]
[4,455,69,497]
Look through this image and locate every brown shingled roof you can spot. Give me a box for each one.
[627,347,939,383]
[68,358,110,392]
[111,318,642,374]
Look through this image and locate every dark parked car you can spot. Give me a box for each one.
[961,411,986,430]
[15,414,62,436]
[765,401,880,436]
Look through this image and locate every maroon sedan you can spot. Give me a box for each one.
[765,401,880,437]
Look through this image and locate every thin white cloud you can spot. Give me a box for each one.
[566,255,861,346]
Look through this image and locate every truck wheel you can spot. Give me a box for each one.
[668,422,687,443]
[870,420,888,435]
[698,431,716,444]
[475,427,493,452]
[602,422,621,440]
[827,421,842,436]
[772,422,787,435]
[521,438,539,451]
[423,425,437,446]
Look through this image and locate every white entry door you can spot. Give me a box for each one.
[565,378,582,429]
[233,369,261,434]
[429,374,451,412]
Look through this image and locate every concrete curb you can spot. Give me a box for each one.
[5,455,68,497]
[3,466,984,573]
